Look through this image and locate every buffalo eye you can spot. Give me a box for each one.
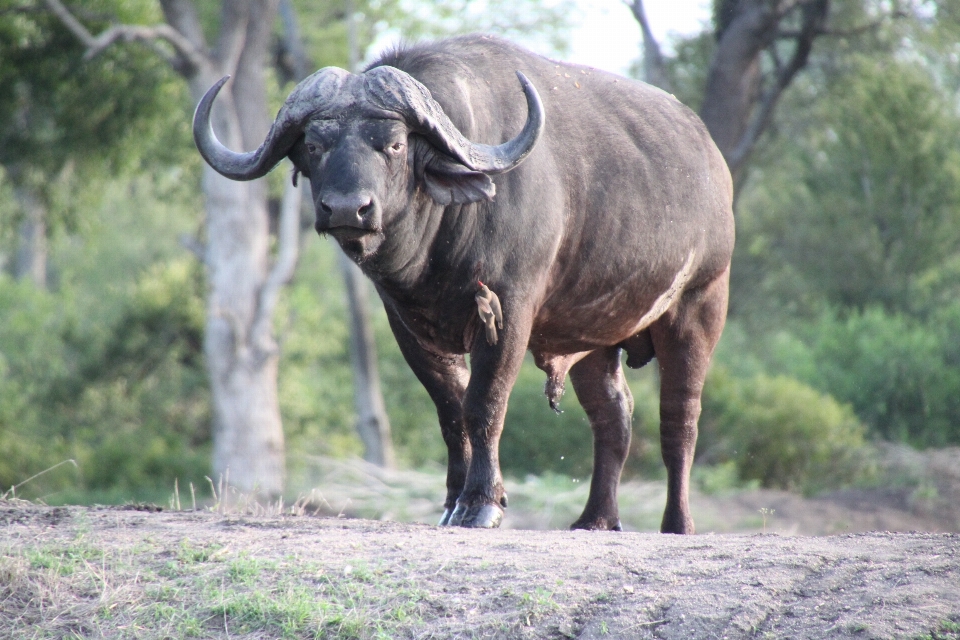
[306,143,318,154]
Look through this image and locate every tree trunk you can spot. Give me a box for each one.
[339,250,396,468]
[632,0,830,180]
[277,0,396,467]
[13,186,47,289]
[47,0,292,497]
[198,151,286,496]
[184,0,288,497]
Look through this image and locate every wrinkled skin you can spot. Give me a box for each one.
[194,35,735,533]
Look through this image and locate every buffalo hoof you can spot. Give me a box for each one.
[448,502,503,528]
[438,508,454,526]
[660,512,695,535]
[570,516,623,531]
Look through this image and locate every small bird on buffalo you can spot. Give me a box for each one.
[475,281,503,345]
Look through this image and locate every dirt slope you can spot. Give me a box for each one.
[2,503,958,639]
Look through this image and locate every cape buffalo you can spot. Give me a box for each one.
[194,34,734,533]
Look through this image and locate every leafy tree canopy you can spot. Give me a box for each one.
[0,0,189,180]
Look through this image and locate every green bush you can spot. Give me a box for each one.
[0,259,210,501]
[801,307,960,447]
[700,368,868,495]
[714,307,960,449]
[0,276,77,493]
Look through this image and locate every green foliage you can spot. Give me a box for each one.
[499,360,662,480]
[58,259,210,494]
[715,303,960,450]
[800,308,960,446]
[777,307,960,447]
[699,368,868,495]
[0,277,76,492]
[733,56,960,318]
[0,258,210,500]
[711,16,960,458]
[0,0,189,175]
[0,169,208,500]
[285,0,573,81]
[499,358,594,479]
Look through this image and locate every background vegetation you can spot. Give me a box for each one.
[3,0,960,504]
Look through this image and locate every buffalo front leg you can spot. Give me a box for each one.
[384,308,470,526]
[449,307,533,528]
[649,268,729,534]
[569,346,634,531]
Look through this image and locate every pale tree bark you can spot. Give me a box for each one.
[277,0,396,467]
[339,251,396,467]
[631,0,829,180]
[46,0,303,496]
[7,91,48,288]
[13,186,47,288]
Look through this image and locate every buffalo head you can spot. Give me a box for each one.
[193,66,544,260]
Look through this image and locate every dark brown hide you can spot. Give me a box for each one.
[194,35,735,533]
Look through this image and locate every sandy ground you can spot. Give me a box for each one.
[2,500,959,639]
[4,446,960,638]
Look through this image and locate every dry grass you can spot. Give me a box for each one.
[0,510,428,639]
[3,448,960,639]
[285,454,671,531]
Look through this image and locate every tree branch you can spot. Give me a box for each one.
[41,0,92,43]
[42,0,209,73]
[85,23,207,69]
[726,0,827,172]
[159,0,208,54]
[213,0,252,80]
[776,11,905,39]
[250,172,303,357]
[626,0,673,92]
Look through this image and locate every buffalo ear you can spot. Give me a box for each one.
[420,149,496,205]
[287,137,310,186]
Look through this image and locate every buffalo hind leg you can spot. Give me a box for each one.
[569,346,634,531]
[650,268,729,534]
[384,307,470,525]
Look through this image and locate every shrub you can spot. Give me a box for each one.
[700,368,868,495]
[0,260,210,501]
[716,307,960,449]
[802,307,960,447]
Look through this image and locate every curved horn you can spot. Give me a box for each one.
[193,69,348,181]
[364,67,544,174]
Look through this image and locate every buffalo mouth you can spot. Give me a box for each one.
[328,226,383,260]
[327,226,371,240]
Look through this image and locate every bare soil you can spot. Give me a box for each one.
[4,445,960,638]
[3,490,959,639]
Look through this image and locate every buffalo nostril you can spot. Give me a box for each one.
[320,193,374,224]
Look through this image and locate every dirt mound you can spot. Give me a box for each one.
[3,502,959,639]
